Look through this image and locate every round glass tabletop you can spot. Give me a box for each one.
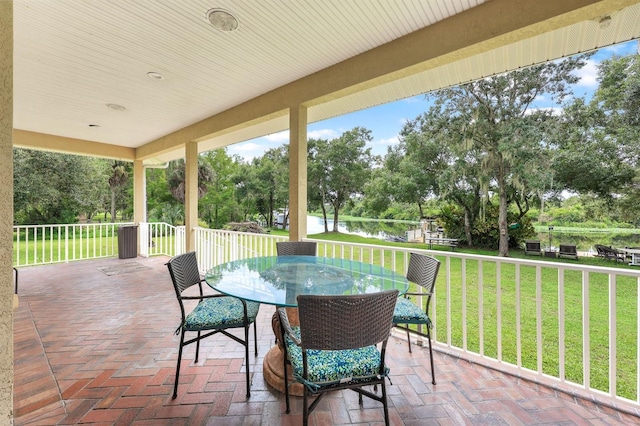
[204,255,409,307]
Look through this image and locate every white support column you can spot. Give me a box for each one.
[288,105,308,241]
[133,159,145,255]
[0,1,13,421]
[185,142,198,252]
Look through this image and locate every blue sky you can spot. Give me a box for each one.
[227,40,639,162]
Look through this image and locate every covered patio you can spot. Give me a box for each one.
[14,256,638,424]
[5,1,640,421]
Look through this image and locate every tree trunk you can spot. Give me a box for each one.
[321,204,329,233]
[110,189,116,223]
[464,209,472,246]
[332,207,339,232]
[498,174,509,257]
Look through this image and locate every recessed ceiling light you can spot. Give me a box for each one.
[106,103,126,111]
[147,71,164,80]
[206,8,238,32]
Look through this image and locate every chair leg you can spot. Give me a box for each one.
[244,324,251,399]
[283,349,290,413]
[380,379,390,426]
[253,322,258,356]
[173,330,186,399]
[302,387,309,426]
[194,331,201,363]
[427,326,436,385]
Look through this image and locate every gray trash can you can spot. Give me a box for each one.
[118,225,138,259]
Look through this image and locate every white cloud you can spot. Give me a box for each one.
[574,59,599,88]
[525,107,563,116]
[308,128,339,139]
[376,136,399,146]
[370,136,399,156]
[230,142,263,153]
[226,141,265,162]
[264,131,289,142]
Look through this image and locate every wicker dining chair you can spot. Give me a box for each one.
[393,252,440,384]
[276,241,317,256]
[166,251,260,399]
[278,290,398,426]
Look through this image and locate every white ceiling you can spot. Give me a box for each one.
[11,0,640,164]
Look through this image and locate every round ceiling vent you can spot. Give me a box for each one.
[206,8,239,32]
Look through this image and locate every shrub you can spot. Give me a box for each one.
[224,222,265,233]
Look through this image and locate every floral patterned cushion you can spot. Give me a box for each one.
[392,297,431,325]
[185,297,259,331]
[284,333,385,389]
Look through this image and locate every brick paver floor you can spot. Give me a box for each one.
[13,256,640,425]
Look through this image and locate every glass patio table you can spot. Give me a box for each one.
[204,255,409,395]
[204,255,409,307]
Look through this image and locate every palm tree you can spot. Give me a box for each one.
[166,159,214,203]
[108,161,129,222]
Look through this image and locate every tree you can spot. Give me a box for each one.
[145,166,174,222]
[236,147,289,228]
[307,138,331,232]
[108,161,129,222]
[13,149,111,224]
[310,127,373,232]
[551,98,636,198]
[199,149,242,228]
[166,158,214,203]
[426,55,590,256]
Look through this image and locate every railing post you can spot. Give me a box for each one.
[139,222,149,257]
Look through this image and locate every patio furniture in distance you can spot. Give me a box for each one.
[392,252,440,385]
[278,290,399,426]
[525,240,542,256]
[276,241,317,256]
[166,251,260,399]
[594,244,625,262]
[558,244,579,260]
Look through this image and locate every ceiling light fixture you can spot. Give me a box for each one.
[147,71,164,80]
[106,103,126,111]
[206,8,239,32]
[598,15,612,29]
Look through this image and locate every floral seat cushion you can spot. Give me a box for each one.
[185,297,260,331]
[392,297,431,325]
[284,332,386,389]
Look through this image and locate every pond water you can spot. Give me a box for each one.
[306,215,417,241]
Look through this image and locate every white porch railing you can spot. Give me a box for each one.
[12,222,183,266]
[12,222,135,266]
[193,229,640,412]
[11,223,640,412]
[193,227,287,272]
[139,222,183,258]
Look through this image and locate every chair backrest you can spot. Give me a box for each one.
[297,290,398,351]
[559,244,577,254]
[166,251,202,295]
[406,252,440,294]
[526,240,541,250]
[276,241,317,256]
